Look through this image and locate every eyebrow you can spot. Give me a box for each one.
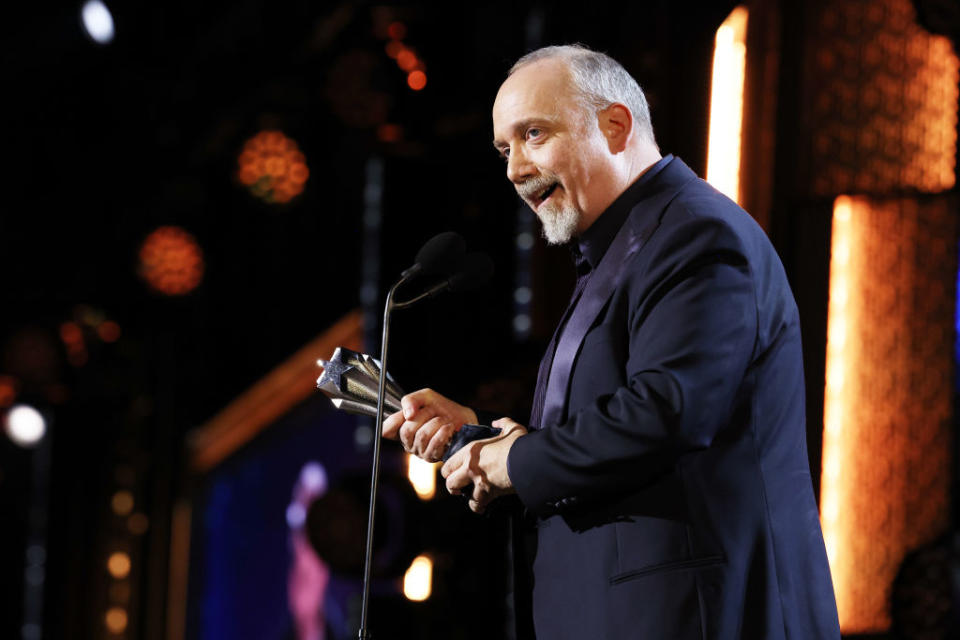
[492,117,556,150]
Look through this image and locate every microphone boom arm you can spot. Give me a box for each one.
[357,271,410,639]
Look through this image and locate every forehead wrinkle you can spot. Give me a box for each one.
[493,64,580,146]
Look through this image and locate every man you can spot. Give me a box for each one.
[383,45,840,639]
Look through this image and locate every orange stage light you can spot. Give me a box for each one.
[385,40,404,59]
[127,513,149,536]
[107,551,131,579]
[807,0,958,196]
[396,49,419,72]
[403,554,433,601]
[105,607,128,634]
[706,6,748,204]
[0,376,17,408]
[138,226,205,296]
[377,123,402,143]
[59,322,83,346]
[821,194,955,632]
[236,130,309,204]
[97,320,121,343]
[406,453,437,500]
[387,21,407,40]
[407,70,427,91]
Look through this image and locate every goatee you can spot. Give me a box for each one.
[539,201,581,245]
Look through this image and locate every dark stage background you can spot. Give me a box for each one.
[2,1,958,639]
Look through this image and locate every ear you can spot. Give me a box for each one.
[597,103,633,154]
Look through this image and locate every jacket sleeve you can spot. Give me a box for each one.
[507,209,759,517]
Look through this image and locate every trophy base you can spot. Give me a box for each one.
[441,424,502,462]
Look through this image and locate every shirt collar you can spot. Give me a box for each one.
[573,154,674,270]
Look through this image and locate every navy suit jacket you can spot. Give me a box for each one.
[506,158,840,639]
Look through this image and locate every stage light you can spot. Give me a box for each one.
[387,22,407,40]
[111,490,134,516]
[127,513,149,535]
[104,607,128,633]
[97,321,121,343]
[513,314,531,333]
[236,130,309,204]
[4,404,46,448]
[820,193,954,632]
[0,376,17,408]
[107,552,131,579]
[59,321,88,367]
[377,123,402,143]
[407,70,427,91]
[286,503,307,528]
[705,6,748,204]
[397,50,419,72]
[301,462,328,493]
[385,40,404,59]
[138,226,205,296]
[407,453,437,500]
[402,554,433,602]
[81,0,114,45]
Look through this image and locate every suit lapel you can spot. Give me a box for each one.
[540,162,697,428]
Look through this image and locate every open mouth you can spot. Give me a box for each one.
[535,182,559,207]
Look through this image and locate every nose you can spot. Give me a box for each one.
[506,145,536,184]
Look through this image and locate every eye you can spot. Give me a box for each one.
[525,128,543,141]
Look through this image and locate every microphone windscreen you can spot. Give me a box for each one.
[415,232,466,277]
[448,252,494,292]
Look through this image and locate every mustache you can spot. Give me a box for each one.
[515,174,559,201]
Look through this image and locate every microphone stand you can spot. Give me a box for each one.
[358,271,441,639]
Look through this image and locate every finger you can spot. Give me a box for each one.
[423,423,457,463]
[399,407,437,452]
[413,416,448,459]
[468,498,484,514]
[382,410,405,439]
[400,388,436,420]
[441,443,469,478]
[492,417,527,437]
[444,459,473,493]
[471,477,489,504]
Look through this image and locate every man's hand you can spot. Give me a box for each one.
[382,388,479,462]
[441,417,527,513]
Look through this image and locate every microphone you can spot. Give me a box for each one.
[393,252,494,309]
[401,231,466,279]
[356,230,486,639]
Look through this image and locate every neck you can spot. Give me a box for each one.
[626,142,663,185]
[577,144,663,234]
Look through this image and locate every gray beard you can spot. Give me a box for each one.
[538,201,581,245]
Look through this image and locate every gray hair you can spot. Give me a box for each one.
[509,44,656,144]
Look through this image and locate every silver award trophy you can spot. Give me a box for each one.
[316,346,500,462]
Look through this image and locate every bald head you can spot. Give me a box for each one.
[509,45,657,146]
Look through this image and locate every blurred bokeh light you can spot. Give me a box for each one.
[104,607,128,633]
[236,130,309,204]
[138,226,205,296]
[80,0,115,45]
[107,552,131,579]
[406,454,437,500]
[402,554,433,602]
[4,404,46,448]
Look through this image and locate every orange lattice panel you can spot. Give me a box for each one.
[806,0,958,196]
[820,194,956,632]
